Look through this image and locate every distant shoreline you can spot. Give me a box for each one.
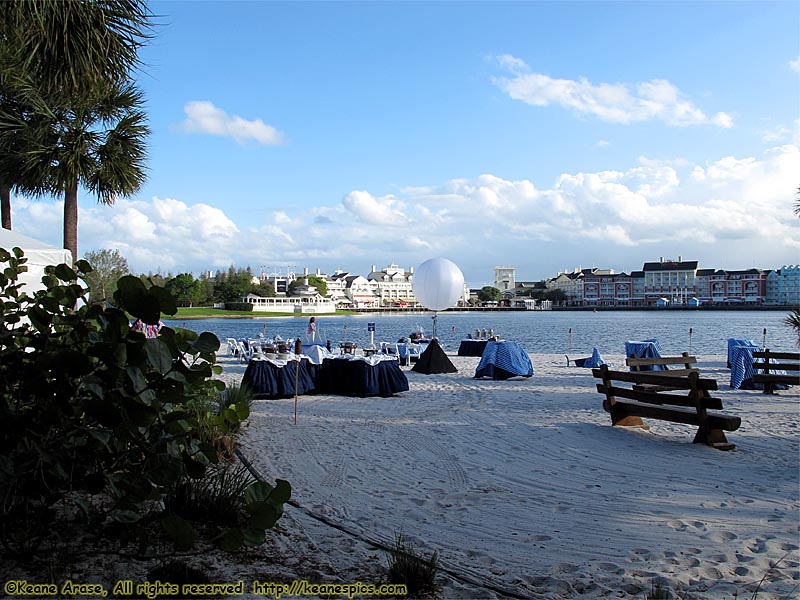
[172,305,795,319]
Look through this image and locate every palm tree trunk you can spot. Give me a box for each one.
[63,181,79,262]
[1,183,11,230]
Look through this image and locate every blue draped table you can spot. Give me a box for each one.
[458,339,489,357]
[314,357,409,397]
[474,341,533,380]
[242,358,316,399]
[243,356,409,398]
[727,338,758,369]
[730,345,765,390]
[624,339,666,371]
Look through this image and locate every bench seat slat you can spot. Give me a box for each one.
[596,383,723,410]
[752,361,800,372]
[592,368,718,390]
[627,356,697,367]
[752,373,800,385]
[752,351,800,361]
[630,368,700,378]
[604,399,741,432]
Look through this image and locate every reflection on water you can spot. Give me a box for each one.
[163,310,796,356]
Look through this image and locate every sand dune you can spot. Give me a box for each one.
[226,352,800,599]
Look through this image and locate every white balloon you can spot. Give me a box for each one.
[412,258,465,312]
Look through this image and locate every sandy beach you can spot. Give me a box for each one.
[222,351,800,599]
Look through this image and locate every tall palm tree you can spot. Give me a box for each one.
[0,0,152,252]
[4,82,149,260]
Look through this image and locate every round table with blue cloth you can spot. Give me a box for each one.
[314,356,409,397]
[242,358,316,399]
[729,344,765,390]
[474,341,534,380]
[624,339,666,371]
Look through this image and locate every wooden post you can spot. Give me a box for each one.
[762,348,772,394]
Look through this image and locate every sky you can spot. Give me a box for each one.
[9,0,800,288]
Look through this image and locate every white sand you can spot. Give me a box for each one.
[221,352,800,599]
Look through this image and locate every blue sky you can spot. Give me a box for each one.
[11,0,800,287]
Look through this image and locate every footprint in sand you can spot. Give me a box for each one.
[702,566,723,579]
[734,566,751,577]
[707,531,738,543]
[684,557,701,568]
[594,562,625,574]
[709,552,728,562]
[668,519,688,531]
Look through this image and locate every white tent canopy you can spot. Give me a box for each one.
[0,228,72,293]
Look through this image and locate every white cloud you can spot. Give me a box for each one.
[180,101,284,145]
[790,57,800,73]
[8,146,798,285]
[341,191,410,226]
[492,54,733,128]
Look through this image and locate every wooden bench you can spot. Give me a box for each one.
[626,352,699,392]
[593,365,741,451]
[752,350,800,394]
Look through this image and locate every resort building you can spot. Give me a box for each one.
[547,269,586,304]
[642,258,698,305]
[696,269,766,305]
[324,270,352,305]
[766,265,800,305]
[367,263,416,306]
[343,275,379,308]
[494,266,516,298]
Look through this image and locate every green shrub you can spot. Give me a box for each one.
[0,247,289,555]
[385,533,439,597]
[166,463,255,528]
[224,302,253,312]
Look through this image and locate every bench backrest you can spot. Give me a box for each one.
[626,352,699,377]
[592,366,721,409]
[752,349,800,372]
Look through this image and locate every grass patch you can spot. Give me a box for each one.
[385,533,438,598]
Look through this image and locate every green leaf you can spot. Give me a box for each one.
[243,527,266,547]
[149,285,178,316]
[161,515,196,552]
[54,263,78,282]
[144,338,172,374]
[272,479,292,504]
[219,528,244,552]
[244,481,274,506]
[191,331,220,353]
[123,398,158,427]
[247,504,279,530]
[149,456,183,486]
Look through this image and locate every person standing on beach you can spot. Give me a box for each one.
[307,316,317,342]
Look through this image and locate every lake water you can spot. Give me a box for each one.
[163,310,797,356]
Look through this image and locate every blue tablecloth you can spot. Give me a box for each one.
[458,339,489,357]
[625,339,666,371]
[574,347,607,368]
[475,341,533,380]
[727,338,758,368]
[314,357,409,397]
[243,358,316,399]
[243,355,409,398]
[729,345,763,390]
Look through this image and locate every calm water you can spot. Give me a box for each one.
[163,310,797,356]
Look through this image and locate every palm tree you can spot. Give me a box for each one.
[785,307,800,347]
[0,0,152,253]
[4,82,149,260]
[795,185,799,217]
